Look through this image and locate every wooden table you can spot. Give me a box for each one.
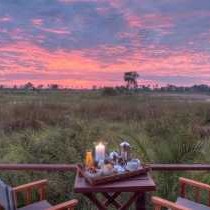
[74,172,156,210]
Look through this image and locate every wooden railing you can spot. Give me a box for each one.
[0,163,210,172]
[150,164,210,171]
[0,164,77,172]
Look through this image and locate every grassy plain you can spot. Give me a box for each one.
[1,90,210,209]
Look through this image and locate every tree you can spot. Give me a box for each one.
[124,71,139,89]
[48,84,59,90]
[23,82,35,90]
[13,85,17,89]
[37,84,44,90]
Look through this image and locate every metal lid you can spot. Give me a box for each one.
[120,141,130,147]
[109,151,119,159]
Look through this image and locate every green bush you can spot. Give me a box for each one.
[101,87,118,96]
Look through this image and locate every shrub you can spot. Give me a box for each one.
[101,87,118,96]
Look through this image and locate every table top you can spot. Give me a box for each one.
[74,172,156,193]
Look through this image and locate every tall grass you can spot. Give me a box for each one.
[0,91,210,209]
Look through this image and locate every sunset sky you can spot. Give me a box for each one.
[0,0,210,88]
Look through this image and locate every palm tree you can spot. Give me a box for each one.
[124,71,139,89]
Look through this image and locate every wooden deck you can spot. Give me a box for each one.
[0,163,209,209]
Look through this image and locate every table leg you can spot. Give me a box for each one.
[84,193,107,210]
[120,192,139,210]
[102,192,121,208]
[135,192,146,210]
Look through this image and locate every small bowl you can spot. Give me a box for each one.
[126,160,139,171]
[102,164,114,176]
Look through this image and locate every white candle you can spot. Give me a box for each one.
[95,142,105,161]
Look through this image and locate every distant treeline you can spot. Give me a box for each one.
[2,72,210,94]
[1,82,210,94]
[101,84,210,96]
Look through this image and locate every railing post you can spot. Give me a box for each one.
[195,188,200,203]
[25,189,32,205]
[180,183,186,198]
[208,191,210,206]
[154,206,161,210]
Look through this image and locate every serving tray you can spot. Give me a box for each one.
[77,164,150,186]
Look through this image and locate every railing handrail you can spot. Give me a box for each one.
[0,163,210,172]
[150,164,210,171]
[0,164,77,171]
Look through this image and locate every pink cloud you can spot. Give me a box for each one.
[1,41,210,88]
[143,13,173,28]
[0,16,12,22]
[31,18,70,35]
[58,0,99,3]
[0,41,101,74]
[39,27,70,35]
[125,14,143,28]
[31,19,43,26]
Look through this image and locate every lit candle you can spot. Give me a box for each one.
[95,142,105,162]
